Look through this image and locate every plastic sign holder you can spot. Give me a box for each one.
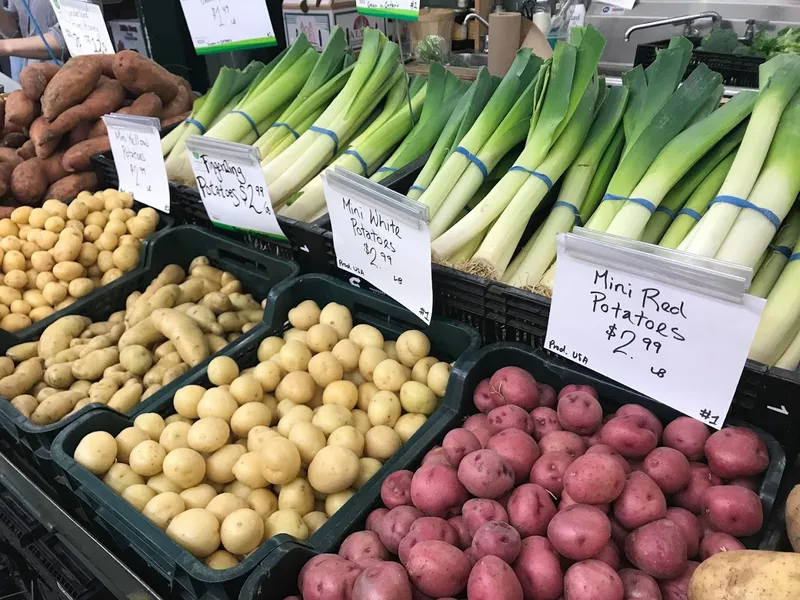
[178,0,277,54]
[356,0,419,21]
[545,227,766,428]
[325,167,433,324]
[57,0,115,56]
[104,114,169,213]
[185,136,286,240]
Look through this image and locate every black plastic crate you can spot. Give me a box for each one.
[92,152,333,275]
[0,225,299,481]
[50,273,481,599]
[239,342,787,599]
[633,38,764,89]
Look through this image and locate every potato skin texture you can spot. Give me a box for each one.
[688,550,800,600]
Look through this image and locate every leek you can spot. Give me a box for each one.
[161,94,206,156]
[748,238,800,366]
[658,149,735,249]
[775,329,800,371]
[750,209,800,298]
[681,55,800,258]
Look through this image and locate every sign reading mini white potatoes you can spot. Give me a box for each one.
[325,168,432,324]
[179,0,277,54]
[545,231,765,428]
[56,0,115,56]
[104,115,169,213]
[185,136,285,239]
[356,0,419,21]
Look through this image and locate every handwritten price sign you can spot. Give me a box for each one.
[179,0,277,54]
[356,0,419,21]
[57,0,114,56]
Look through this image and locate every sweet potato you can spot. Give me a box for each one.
[112,51,179,103]
[2,121,22,136]
[69,122,92,146]
[62,136,110,173]
[41,152,68,184]
[0,147,24,167]
[43,172,97,201]
[29,117,60,159]
[0,96,5,126]
[161,76,193,119]
[5,90,40,128]
[10,158,47,204]
[19,62,60,102]
[42,79,127,145]
[0,180,8,199]
[0,162,15,185]
[16,140,35,160]
[41,56,103,121]
[88,93,163,138]
[2,132,28,149]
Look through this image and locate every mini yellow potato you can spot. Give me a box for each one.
[42,200,68,218]
[282,329,307,346]
[126,216,156,240]
[0,285,21,306]
[411,357,439,384]
[53,261,83,282]
[187,417,230,453]
[373,359,411,393]
[350,409,371,436]
[65,200,89,221]
[29,304,54,323]
[325,490,354,517]
[306,323,339,353]
[143,492,185,529]
[44,216,65,233]
[101,268,124,285]
[105,219,127,238]
[159,421,191,453]
[288,300,320,330]
[103,463,145,494]
[74,431,117,475]
[248,488,278,520]
[82,224,102,243]
[232,452,268,488]
[261,437,301,485]
[278,477,315,516]
[383,341,398,361]
[133,413,165,441]
[354,457,382,490]
[349,324,384,350]
[31,250,55,272]
[205,550,239,570]
[164,413,189,425]
[358,347,388,382]
[147,474,183,495]
[9,299,30,315]
[162,448,206,489]
[395,330,431,368]
[229,374,263,405]
[20,241,38,259]
[307,445,359,494]
[42,281,67,306]
[205,444,247,484]
[10,395,38,418]
[66,278,93,299]
[129,440,167,477]
[399,380,438,415]
[279,340,312,372]
[368,390,402,427]
[275,370,316,405]
[331,339,360,373]
[208,356,239,386]
[253,360,281,392]
[167,508,220,558]
[206,493,246,524]
[4,271,28,291]
[322,380,358,410]
[277,405,314,438]
[0,238,21,254]
[53,235,81,263]
[288,422,327,465]
[94,231,118,252]
[174,385,205,419]
[302,511,328,535]
[197,388,238,422]
[264,393,278,415]
[77,242,99,267]
[307,351,343,388]
[22,289,47,309]
[37,230,59,251]
[256,336,284,362]
[319,302,352,340]
[395,413,427,443]
[28,208,48,228]
[311,404,353,436]
[221,508,264,554]
[10,206,32,224]
[265,509,309,540]
[247,425,280,453]
[327,426,364,457]
[115,426,150,463]
[365,426,402,462]
[179,484,218,510]
[427,362,451,398]
[230,402,272,438]
[122,484,157,512]
[276,398,296,420]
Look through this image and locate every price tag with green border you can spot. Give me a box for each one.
[356,0,419,21]
[178,0,277,54]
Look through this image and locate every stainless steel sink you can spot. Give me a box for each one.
[453,52,489,67]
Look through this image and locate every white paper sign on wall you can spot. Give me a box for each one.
[355,0,419,21]
[325,167,433,324]
[544,229,765,428]
[57,0,115,56]
[104,114,169,213]
[185,136,286,239]
[178,0,277,54]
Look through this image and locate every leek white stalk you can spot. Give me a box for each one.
[682,55,800,257]
[750,209,800,298]
[535,262,557,296]
[748,239,800,366]
[604,91,756,240]
[775,328,800,371]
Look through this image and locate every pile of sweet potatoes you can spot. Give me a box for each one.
[0,52,192,214]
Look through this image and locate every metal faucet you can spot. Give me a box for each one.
[624,11,722,42]
[464,12,490,53]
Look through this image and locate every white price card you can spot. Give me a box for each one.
[104,115,169,213]
[57,0,115,56]
[325,167,432,324]
[544,230,765,428]
[185,136,286,239]
[179,0,277,54]
[356,0,419,21]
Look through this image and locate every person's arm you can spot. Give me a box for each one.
[0,6,20,39]
[0,32,62,59]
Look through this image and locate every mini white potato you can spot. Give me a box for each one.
[247,425,280,453]
[307,351,343,387]
[197,388,238,422]
[279,340,312,372]
[427,362,451,397]
[103,463,145,494]
[143,492,185,529]
[161,448,206,489]
[174,385,205,419]
[122,484,157,512]
[325,489,354,517]
[147,474,183,495]
[221,508,264,554]
[261,437,301,485]
[332,339,360,372]
[288,422,327,465]
[225,480,253,501]
[372,359,411,392]
[278,477,315,516]
[311,404,353,436]
[350,409,372,436]
[248,488,278,520]
[288,300,320,330]
[159,421,192,452]
[229,374,263,405]
[74,431,117,475]
[354,457,383,490]
[411,357,439,384]
[230,402,272,438]
[232,452,269,488]
[129,440,167,477]
[256,336,284,362]
[133,413,165,441]
[368,390,402,427]
[207,356,239,386]
[302,511,328,536]
[348,324,384,350]
[357,382,380,412]
[394,413,427,443]
[206,493,246,524]
[399,381,438,416]
[167,508,220,558]
[327,426,365,457]
[282,328,307,345]
[253,361,281,392]
[265,509,309,540]
[274,370,316,404]
[395,330,431,368]
[276,398,297,421]
[306,323,339,353]
[319,302,352,340]
[180,483,218,509]
[321,380,358,410]
[187,417,230,453]
[365,426,402,462]
[205,550,239,570]
[205,444,247,485]
[277,405,314,438]
[307,445,359,494]
[358,347,388,382]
